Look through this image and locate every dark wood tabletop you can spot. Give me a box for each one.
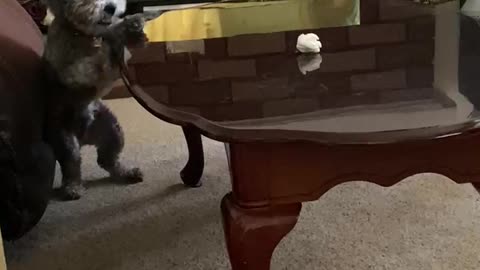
[123,3,480,269]
[127,1,478,144]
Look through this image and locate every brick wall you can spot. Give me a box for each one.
[107,0,438,121]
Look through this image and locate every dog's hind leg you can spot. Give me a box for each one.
[47,130,84,200]
[84,101,143,183]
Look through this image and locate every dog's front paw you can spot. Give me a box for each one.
[123,14,148,47]
[60,184,85,201]
[114,167,144,184]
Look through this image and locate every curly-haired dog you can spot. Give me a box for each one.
[42,0,150,200]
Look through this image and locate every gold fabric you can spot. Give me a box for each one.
[145,0,360,42]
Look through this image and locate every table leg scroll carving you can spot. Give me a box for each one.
[221,193,302,270]
[221,133,480,268]
[180,126,204,187]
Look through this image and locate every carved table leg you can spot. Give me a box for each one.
[221,193,302,270]
[473,183,480,193]
[180,126,204,187]
[220,132,480,268]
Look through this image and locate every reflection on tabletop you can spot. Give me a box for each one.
[124,1,480,136]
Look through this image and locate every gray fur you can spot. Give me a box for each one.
[42,0,145,200]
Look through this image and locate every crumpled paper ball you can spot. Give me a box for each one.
[297,54,323,75]
[296,33,322,53]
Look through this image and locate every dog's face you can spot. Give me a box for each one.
[44,0,126,35]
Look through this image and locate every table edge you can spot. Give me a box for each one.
[128,84,480,145]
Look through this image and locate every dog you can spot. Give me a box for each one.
[41,0,149,200]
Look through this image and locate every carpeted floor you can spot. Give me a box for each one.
[4,98,480,269]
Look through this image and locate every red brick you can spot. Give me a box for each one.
[380,0,433,21]
[350,70,407,91]
[379,88,434,103]
[408,16,435,41]
[263,98,319,117]
[164,39,205,62]
[292,82,329,98]
[360,0,380,23]
[165,52,195,62]
[320,49,376,72]
[232,77,292,101]
[201,102,264,121]
[135,62,197,85]
[128,42,165,64]
[407,66,434,88]
[319,75,352,93]
[317,92,380,109]
[228,32,286,56]
[286,27,349,52]
[166,40,205,54]
[349,24,406,45]
[289,73,350,96]
[143,85,169,104]
[198,59,256,80]
[376,41,434,69]
[205,38,227,59]
[256,55,298,78]
[169,80,232,105]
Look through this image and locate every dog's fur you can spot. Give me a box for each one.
[42,0,147,200]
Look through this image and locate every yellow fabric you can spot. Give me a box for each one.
[145,0,359,42]
[0,231,5,270]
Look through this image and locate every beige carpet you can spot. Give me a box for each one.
[4,98,480,270]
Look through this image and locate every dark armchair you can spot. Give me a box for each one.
[0,0,56,241]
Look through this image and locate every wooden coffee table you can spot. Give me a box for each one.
[123,2,480,269]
